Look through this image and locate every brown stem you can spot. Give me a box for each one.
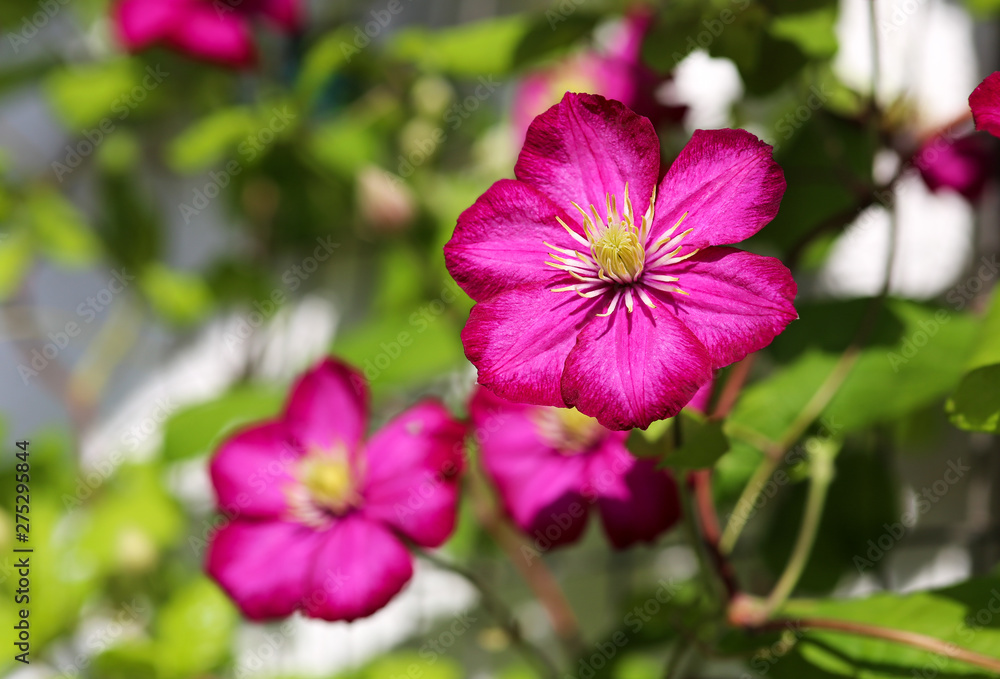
[710,354,756,423]
[757,617,1000,674]
[468,462,585,659]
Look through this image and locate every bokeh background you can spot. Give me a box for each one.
[2,0,1000,677]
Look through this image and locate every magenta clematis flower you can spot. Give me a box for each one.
[445,93,797,431]
[114,0,301,68]
[470,387,680,550]
[512,10,685,142]
[970,72,1000,139]
[205,358,465,622]
[914,133,992,202]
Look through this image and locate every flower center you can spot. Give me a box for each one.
[534,407,605,453]
[544,184,699,316]
[288,445,361,526]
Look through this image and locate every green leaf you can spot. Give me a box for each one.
[296,28,352,104]
[161,386,284,461]
[165,107,260,173]
[777,576,1000,677]
[44,59,137,129]
[0,228,33,300]
[362,653,463,679]
[388,15,530,75]
[946,290,1000,432]
[663,418,730,470]
[311,115,381,177]
[769,6,838,59]
[155,578,238,679]
[139,263,213,325]
[23,187,100,267]
[512,13,600,69]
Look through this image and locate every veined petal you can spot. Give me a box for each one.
[362,401,466,548]
[651,129,785,248]
[209,421,299,519]
[561,302,713,430]
[658,247,797,369]
[284,358,369,454]
[515,93,660,221]
[164,5,256,67]
[206,519,321,620]
[445,179,584,301]
[302,516,413,622]
[970,72,1000,139]
[463,285,604,407]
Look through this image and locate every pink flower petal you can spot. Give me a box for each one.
[471,389,592,546]
[464,285,603,407]
[915,134,993,201]
[206,519,321,620]
[651,129,785,248]
[561,303,713,430]
[209,421,299,519]
[114,0,188,49]
[514,93,660,221]
[302,515,413,622]
[591,452,681,549]
[164,4,257,68]
[361,401,466,548]
[284,358,369,455]
[445,179,582,302]
[661,247,797,369]
[970,72,1000,139]
[257,0,301,31]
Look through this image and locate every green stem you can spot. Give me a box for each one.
[760,440,838,617]
[663,643,695,679]
[411,546,561,679]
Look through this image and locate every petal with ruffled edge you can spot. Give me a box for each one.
[164,5,256,67]
[210,421,299,519]
[445,179,581,302]
[561,302,713,430]
[514,93,660,221]
[284,358,369,455]
[113,0,187,49]
[659,247,797,369]
[361,401,466,548]
[970,72,1000,139]
[464,285,602,408]
[302,515,413,622]
[470,388,592,546]
[650,129,785,249]
[589,450,681,549]
[206,519,321,620]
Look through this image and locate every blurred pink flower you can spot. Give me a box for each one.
[470,387,680,549]
[914,134,992,202]
[206,358,465,622]
[114,0,301,68]
[970,72,1000,139]
[446,93,797,431]
[511,9,685,141]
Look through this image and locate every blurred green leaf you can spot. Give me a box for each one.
[362,653,463,679]
[769,6,838,58]
[166,107,260,173]
[389,15,530,75]
[156,578,238,679]
[139,263,213,325]
[92,642,159,679]
[311,116,381,177]
[23,187,100,267]
[663,418,730,470]
[777,576,1000,677]
[0,228,32,300]
[45,59,137,129]
[512,13,600,69]
[161,386,284,461]
[297,28,352,104]
[947,364,1000,432]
